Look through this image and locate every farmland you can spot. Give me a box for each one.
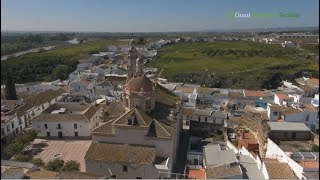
[150,41,318,89]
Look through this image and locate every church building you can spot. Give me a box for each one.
[84,40,182,179]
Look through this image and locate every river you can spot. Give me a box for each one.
[1,38,80,61]
[1,45,57,61]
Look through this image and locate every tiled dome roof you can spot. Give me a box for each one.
[125,75,154,92]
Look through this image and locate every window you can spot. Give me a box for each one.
[20,126,22,132]
[18,118,22,125]
[306,114,309,121]
[45,124,48,129]
[7,125,10,132]
[74,123,77,129]
[123,166,128,172]
[11,122,14,128]
[75,132,78,137]
[205,117,207,122]
[198,117,201,122]
[47,132,50,137]
[27,87,29,91]
[194,159,199,165]
[146,99,151,109]
[273,112,278,116]
[57,124,62,129]
[128,117,133,125]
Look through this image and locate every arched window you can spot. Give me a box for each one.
[128,116,133,125]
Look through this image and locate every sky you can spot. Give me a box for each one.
[1,0,319,32]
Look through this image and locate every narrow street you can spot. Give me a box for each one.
[171,129,190,177]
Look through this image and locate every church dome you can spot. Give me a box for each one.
[125,75,154,92]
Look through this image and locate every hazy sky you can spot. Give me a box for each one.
[1,0,319,32]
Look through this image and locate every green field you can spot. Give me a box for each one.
[150,41,318,89]
[1,39,126,84]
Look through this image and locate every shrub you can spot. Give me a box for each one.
[45,158,65,172]
[30,158,45,167]
[62,160,80,172]
[311,145,319,152]
[12,153,31,162]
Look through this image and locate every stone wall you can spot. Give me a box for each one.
[236,112,270,157]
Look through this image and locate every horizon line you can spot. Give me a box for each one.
[1,26,319,34]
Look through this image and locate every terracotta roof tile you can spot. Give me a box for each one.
[264,161,297,179]
[274,92,290,100]
[269,104,301,115]
[306,78,319,87]
[299,161,319,168]
[84,142,156,164]
[147,119,174,138]
[113,108,152,127]
[155,84,179,106]
[125,75,154,92]
[102,100,126,121]
[205,164,242,179]
[57,171,105,179]
[188,169,206,179]
[299,103,318,112]
[92,119,116,135]
[25,89,66,106]
[244,90,266,97]
[24,169,58,179]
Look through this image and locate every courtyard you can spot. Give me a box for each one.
[24,139,92,172]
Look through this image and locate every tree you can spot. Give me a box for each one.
[13,153,31,162]
[45,158,65,172]
[5,69,18,100]
[4,142,24,156]
[16,129,37,145]
[62,160,80,172]
[31,158,45,167]
[137,37,145,45]
[51,65,69,80]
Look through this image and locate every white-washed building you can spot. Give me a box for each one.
[32,103,101,138]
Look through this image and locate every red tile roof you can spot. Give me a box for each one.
[306,78,319,87]
[275,92,289,100]
[188,169,206,179]
[299,161,319,168]
[244,90,266,97]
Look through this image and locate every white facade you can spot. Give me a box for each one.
[267,104,319,132]
[1,115,26,144]
[281,41,296,48]
[311,94,319,107]
[15,83,52,94]
[190,110,226,125]
[85,160,165,179]
[32,120,97,137]
[32,105,101,138]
